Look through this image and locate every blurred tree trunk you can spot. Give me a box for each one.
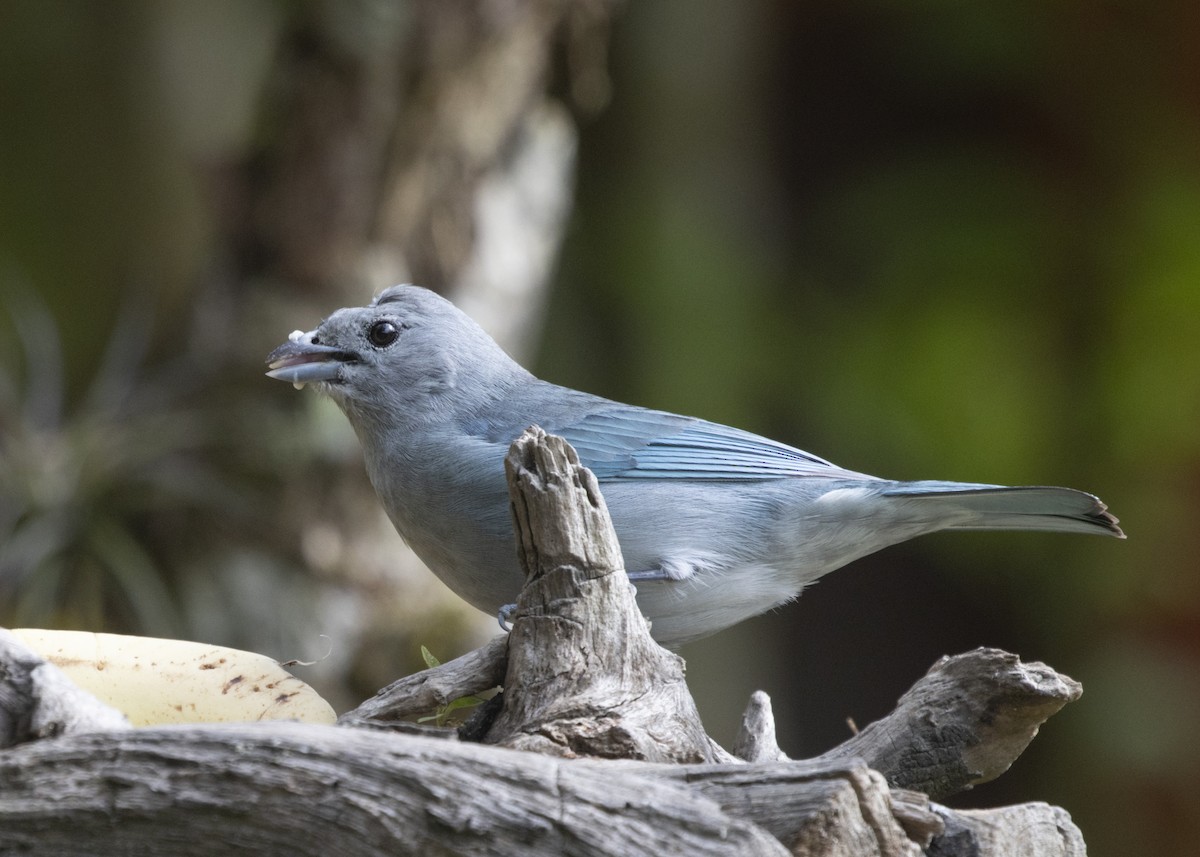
[224,0,615,342]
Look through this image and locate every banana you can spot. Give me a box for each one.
[11,629,337,727]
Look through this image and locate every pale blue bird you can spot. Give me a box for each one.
[267,285,1123,646]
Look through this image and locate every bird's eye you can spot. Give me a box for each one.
[367,320,400,348]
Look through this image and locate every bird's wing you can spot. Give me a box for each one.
[546,408,873,482]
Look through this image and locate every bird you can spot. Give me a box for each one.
[266,284,1123,646]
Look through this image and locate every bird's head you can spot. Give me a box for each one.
[266,284,528,428]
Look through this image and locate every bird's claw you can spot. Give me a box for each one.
[497,603,517,632]
[626,569,671,583]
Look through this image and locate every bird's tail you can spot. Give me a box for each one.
[880,481,1125,538]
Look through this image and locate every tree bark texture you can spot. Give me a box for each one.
[483,426,729,763]
[817,648,1082,801]
[0,724,788,857]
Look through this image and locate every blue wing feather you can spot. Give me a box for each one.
[547,409,872,482]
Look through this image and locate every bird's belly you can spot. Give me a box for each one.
[392,507,524,616]
[378,460,917,646]
[630,562,800,646]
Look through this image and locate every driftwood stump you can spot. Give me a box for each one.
[484,427,729,763]
[0,428,1089,856]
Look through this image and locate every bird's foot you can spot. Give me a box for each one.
[626,569,672,583]
[497,603,516,632]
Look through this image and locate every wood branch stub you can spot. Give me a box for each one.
[0,724,786,857]
[0,629,128,748]
[734,689,789,763]
[633,757,929,857]
[817,648,1082,800]
[887,790,943,849]
[337,633,508,727]
[485,426,729,763]
[927,802,1086,857]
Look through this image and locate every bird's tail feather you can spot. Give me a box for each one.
[881,481,1125,538]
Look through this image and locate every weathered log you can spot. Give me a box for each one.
[339,635,1084,806]
[337,633,507,728]
[818,648,1082,800]
[482,426,731,763]
[0,723,785,857]
[631,757,927,856]
[928,802,1087,857]
[0,629,128,748]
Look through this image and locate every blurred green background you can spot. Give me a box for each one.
[2,1,1198,853]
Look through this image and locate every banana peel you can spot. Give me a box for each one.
[11,629,337,727]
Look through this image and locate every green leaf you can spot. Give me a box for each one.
[420,645,440,669]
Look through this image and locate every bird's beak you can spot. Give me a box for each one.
[266,331,354,389]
